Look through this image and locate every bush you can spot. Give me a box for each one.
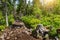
[21,14,60,36]
[41,15,60,28]
[0,25,5,31]
[0,11,6,25]
[0,11,3,19]
[8,14,15,25]
[49,27,57,37]
[41,16,52,26]
[21,16,41,29]
[53,15,60,28]
[0,18,5,25]
[40,15,60,36]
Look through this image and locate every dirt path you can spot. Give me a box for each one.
[0,27,42,40]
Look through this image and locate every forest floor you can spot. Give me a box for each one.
[0,27,42,40]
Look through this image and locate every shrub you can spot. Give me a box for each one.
[41,16,52,26]
[0,25,5,31]
[0,11,3,19]
[0,11,5,25]
[53,15,60,28]
[0,18,5,25]
[49,27,57,37]
[21,16,41,29]
[21,15,60,36]
[8,14,15,25]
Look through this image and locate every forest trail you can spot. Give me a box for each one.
[0,27,42,40]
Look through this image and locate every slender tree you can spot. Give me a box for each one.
[33,0,42,19]
[17,0,27,16]
[26,0,32,15]
[1,0,9,26]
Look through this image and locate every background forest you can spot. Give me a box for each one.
[0,0,60,37]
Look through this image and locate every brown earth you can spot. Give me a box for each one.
[0,27,42,40]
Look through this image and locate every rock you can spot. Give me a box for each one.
[0,38,2,40]
[6,37,10,39]
[15,37,17,40]
[0,27,42,40]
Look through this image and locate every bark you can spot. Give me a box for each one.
[6,11,9,26]
[5,0,9,26]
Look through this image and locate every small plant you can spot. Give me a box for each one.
[49,28,57,37]
[0,25,5,31]
[21,16,41,29]
[8,14,15,25]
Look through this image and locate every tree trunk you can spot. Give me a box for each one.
[5,0,9,26]
[13,1,17,20]
[6,11,8,26]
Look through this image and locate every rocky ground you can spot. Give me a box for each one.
[0,27,42,40]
